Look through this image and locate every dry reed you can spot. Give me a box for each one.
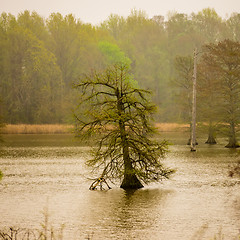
[1,123,188,134]
[155,123,189,132]
[2,124,74,134]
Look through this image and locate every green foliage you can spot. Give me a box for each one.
[0,9,239,125]
[98,41,138,88]
[98,41,132,67]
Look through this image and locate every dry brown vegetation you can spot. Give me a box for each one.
[1,123,188,134]
[2,124,74,134]
[155,123,189,132]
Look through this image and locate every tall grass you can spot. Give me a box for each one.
[0,203,92,240]
[2,124,74,134]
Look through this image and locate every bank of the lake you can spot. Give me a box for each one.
[1,123,189,134]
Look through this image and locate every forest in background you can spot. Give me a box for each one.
[0,8,240,125]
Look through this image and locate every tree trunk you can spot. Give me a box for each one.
[117,88,143,189]
[187,138,198,145]
[225,137,239,148]
[205,135,217,144]
[190,48,197,152]
[119,116,143,189]
[225,122,239,148]
[120,172,143,189]
[225,136,239,148]
[205,122,217,144]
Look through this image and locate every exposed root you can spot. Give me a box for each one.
[89,176,112,190]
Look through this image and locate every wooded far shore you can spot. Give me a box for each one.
[1,123,188,134]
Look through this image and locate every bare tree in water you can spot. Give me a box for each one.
[202,40,240,148]
[74,64,173,189]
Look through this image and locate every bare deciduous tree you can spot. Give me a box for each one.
[202,40,240,148]
[74,64,173,189]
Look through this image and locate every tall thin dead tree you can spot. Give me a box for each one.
[173,55,194,145]
[190,49,197,151]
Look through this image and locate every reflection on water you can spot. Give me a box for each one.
[0,134,240,239]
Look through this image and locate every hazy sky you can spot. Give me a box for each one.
[1,0,240,25]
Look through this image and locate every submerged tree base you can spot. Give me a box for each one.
[120,173,144,189]
[225,137,240,148]
[225,143,240,148]
[205,136,217,144]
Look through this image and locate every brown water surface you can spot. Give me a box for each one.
[0,133,239,239]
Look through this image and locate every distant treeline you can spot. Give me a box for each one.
[0,8,240,124]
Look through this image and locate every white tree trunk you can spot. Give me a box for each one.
[191,49,197,151]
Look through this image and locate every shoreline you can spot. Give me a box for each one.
[1,124,74,134]
[1,123,189,134]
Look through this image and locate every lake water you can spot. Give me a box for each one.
[0,133,239,240]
